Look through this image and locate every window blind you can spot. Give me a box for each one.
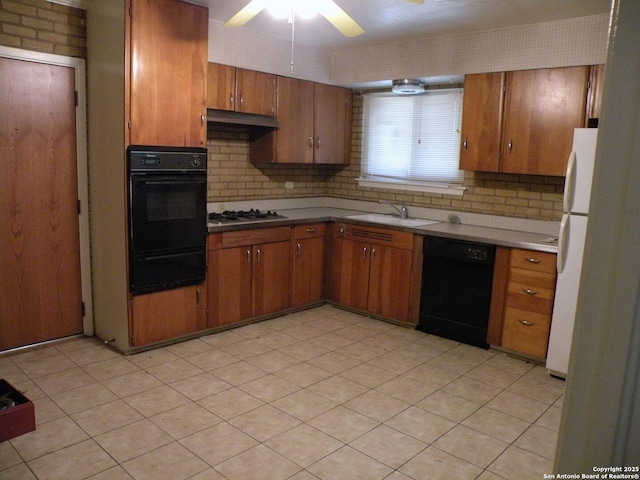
[362,89,464,185]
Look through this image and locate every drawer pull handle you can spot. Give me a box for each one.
[519,319,535,327]
[306,228,317,233]
[522,288,538,295]
[526,258,541,264]
[296,243,301,256]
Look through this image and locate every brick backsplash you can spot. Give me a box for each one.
[207,94,565,221]
[0,0,86,58]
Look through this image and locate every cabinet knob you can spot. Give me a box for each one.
[308,136,314,148]
[305,228,317,233]
[522,288,538,295]
[316,137,321,149]
[296,243,301,256]
[508,140,513,152]
[256,248,262,263]
[371,248,376,261]
[526,257,541,264]
[362,246,367,259]
[519,319,535,327]
[246,249,251,264]
[463,139,468,150]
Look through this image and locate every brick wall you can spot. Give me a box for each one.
[0,0,86,58]
[206,126,339,202]
[207,93,564,221]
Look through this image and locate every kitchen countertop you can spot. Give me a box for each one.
[208,206,559,253]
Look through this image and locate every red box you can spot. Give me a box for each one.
[0,379,35,442]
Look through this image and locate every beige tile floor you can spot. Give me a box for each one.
[0,305,565,480]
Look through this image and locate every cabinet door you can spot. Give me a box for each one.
[314,83,352,165]
[333,239,371,311]
[129,0,207,147]
[291,236,325,308]
[459,72,504,172]
[207,63,235,111]
[208,246,252,327]
[130,283,206,347]
[502,66,589,176]
[368,245,413,322]
[253,241,291,317]
[236,68,276,116]
[276,77,315,163]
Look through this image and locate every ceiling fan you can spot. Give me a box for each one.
[224,0,426,37]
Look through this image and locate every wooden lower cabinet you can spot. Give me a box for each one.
[291,223,326,308]
[208,228,291,327]
[328,223,415,323]
[499,248,557,359]
[130,283,207,347]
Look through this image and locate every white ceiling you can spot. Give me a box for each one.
[206,0,611,51]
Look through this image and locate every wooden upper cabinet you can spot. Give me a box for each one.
[207,63,276,116]
[129,0,207,147]
[236,68,276,116]
[207,63,235,111]
[274,78,352,164]
[276,76,315,163]
[460,66,590,176]
[314,83,352,165]
[501,66,589,176]
[459,72,504,172]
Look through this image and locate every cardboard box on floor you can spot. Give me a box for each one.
[0,379,35,442]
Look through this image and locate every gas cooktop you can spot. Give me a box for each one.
[208,209,287,224]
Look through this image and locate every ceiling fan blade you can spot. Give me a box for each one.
[223,0,268,28]
[317,0,365,37]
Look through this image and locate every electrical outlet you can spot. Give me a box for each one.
[285,181,294,189]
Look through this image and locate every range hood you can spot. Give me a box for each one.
[207,109,279,128]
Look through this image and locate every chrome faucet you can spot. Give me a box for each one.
[379,200,408,219]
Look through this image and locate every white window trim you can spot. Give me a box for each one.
[356,175,466,196]
[360,89,465,195]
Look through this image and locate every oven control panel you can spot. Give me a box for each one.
[128,145,207,172]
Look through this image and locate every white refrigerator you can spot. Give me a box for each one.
[546,128,598,378]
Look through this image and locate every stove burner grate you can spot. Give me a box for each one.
[208,209,287,223]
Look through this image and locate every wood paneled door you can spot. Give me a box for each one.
[0,57,83,350]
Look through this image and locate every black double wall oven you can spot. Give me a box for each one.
[127,146,208,295]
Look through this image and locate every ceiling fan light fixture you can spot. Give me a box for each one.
[391,79,425,95]
[266,0,319,20]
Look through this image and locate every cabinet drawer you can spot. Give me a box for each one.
[502,307,551,358]
[221,226,291,248]
[510,249,556,273]
[506,284,555,314]
[293,223,326,239]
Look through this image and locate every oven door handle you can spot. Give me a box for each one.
[138,179,205,186]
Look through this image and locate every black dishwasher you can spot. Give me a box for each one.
[418,236,495,349]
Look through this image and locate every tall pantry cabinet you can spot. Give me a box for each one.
[86,0,208,353]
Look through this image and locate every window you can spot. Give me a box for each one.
[359,89,465,195]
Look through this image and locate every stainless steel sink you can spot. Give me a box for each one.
[344,213,439,227]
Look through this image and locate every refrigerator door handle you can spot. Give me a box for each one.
[563,151,577,213]
[557,213,570,273]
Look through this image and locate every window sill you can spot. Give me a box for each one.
[356,177,467,196]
